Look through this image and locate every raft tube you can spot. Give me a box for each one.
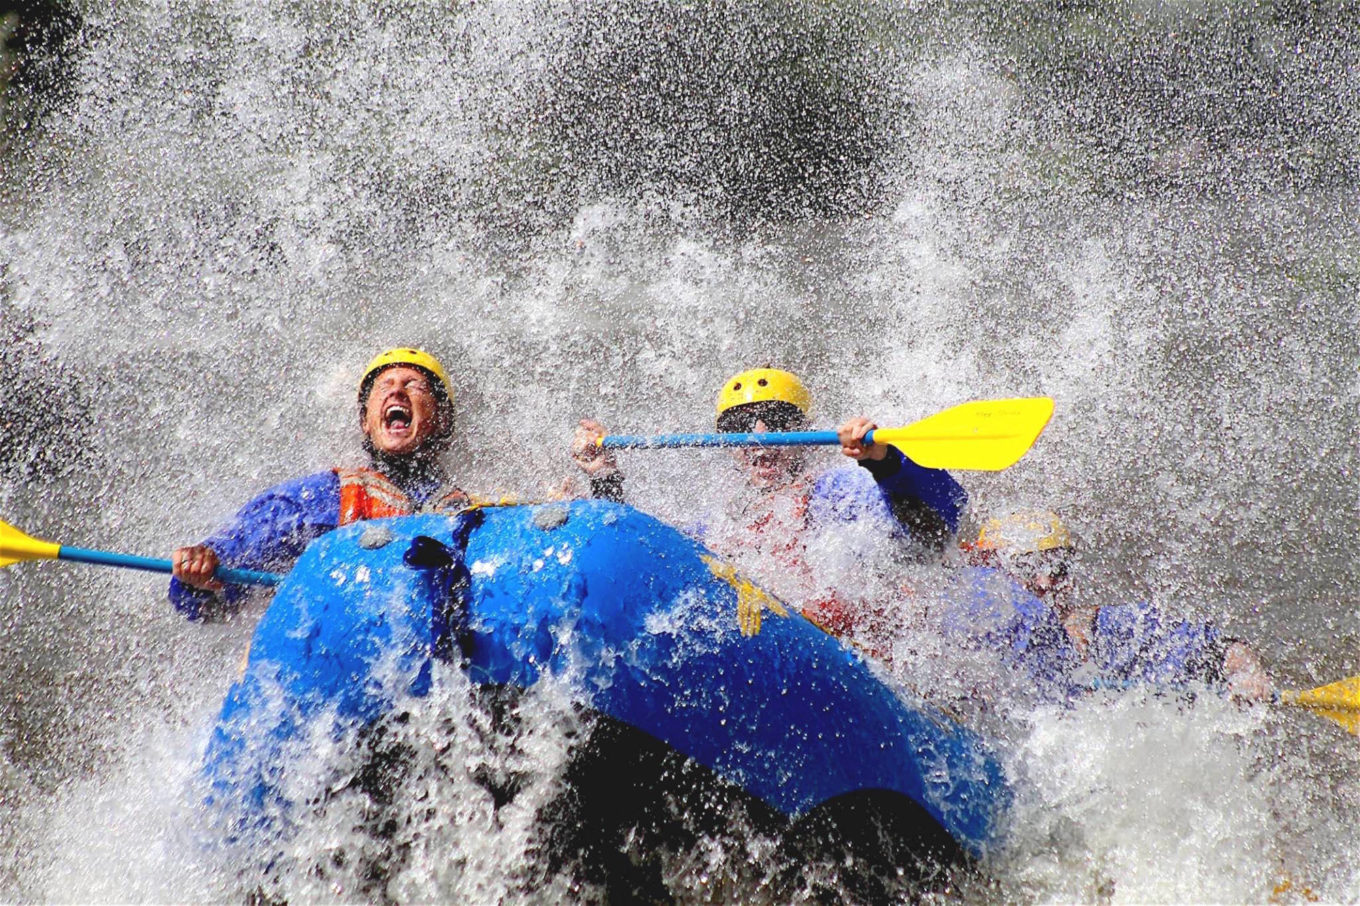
[202,500,1010,870]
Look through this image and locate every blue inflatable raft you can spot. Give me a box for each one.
[202,500,1010,888]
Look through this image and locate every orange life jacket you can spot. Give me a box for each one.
[335,467,475,525]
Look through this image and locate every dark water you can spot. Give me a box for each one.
[0,2,1356,902]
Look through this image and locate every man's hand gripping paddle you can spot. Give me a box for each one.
[0,519,281,586]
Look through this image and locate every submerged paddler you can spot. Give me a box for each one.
[958,510,1274,702]
[572,367,968,647]
[170,347,480,619]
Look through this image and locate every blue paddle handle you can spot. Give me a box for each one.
[57,545,283,586]
[601,430,855,450]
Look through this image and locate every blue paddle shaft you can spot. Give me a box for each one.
[602,430,864,450]
[57,546,282,586]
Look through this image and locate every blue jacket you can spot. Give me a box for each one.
[942,567,1229,703]
[805,446,967,543]
[1021,599,1229,700]
[169,471,343,620]
[171,463,474,619]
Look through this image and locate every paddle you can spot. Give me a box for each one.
[1280,676,1360,737]
[0,518,282,586]
[599,397,1055,471]
[3,516,1354,736]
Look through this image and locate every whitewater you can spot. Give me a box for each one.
[0,2,1356,903]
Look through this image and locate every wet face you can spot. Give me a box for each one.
[361,365,445,456]
[1007,549,1074,603]
[717,402,810,491]
[731,419,807,490]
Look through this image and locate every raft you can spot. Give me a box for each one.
[201,500,1010,885]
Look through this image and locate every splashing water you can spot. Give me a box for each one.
[1,1,1357,902]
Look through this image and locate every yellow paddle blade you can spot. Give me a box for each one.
[0,519,61,569]
[871,397,1055,471]
[1281,676,1360,737]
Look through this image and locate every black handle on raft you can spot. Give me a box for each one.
[405,509,485,664]
[405,535,457,570]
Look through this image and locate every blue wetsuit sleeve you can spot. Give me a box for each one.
[941,567,1046,649]
[807,448,967,549]
[1092,602,1228,688]
[937,567,1076,701]
[859,446,968,536]
[169,470,341,620]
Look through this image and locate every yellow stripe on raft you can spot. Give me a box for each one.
[702,554,789,637]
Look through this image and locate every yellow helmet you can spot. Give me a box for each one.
[359,347,452,404]
[975,511,1073,554]
[715,368,812,418]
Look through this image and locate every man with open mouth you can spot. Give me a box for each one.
[169,347,477,620]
